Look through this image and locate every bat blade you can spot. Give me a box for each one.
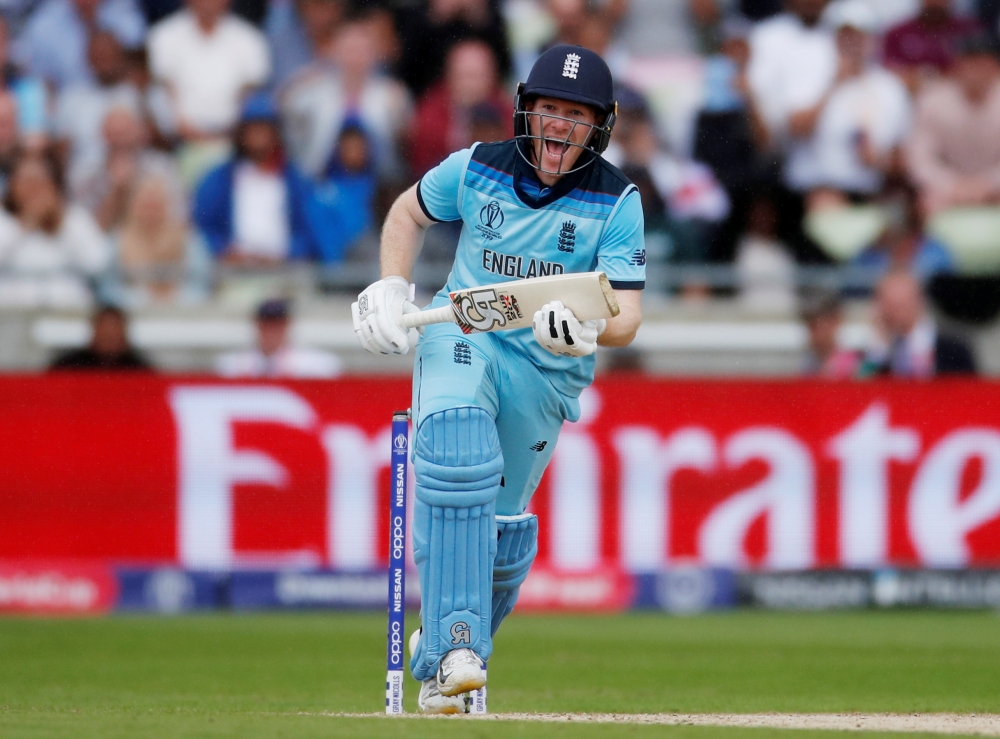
[402,272,620,334]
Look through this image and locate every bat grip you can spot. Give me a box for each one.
[402,305,456,329]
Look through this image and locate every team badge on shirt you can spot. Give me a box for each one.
[557,221,576,253]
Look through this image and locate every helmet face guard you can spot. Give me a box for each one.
[514,82,617,177]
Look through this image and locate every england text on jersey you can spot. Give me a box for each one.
[481,248,565,280]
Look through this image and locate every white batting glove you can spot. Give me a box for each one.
[532,300,606,357]
[351,276,418,355]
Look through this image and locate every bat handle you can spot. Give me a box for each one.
[402,305,456,329]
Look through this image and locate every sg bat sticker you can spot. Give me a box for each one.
[401,272,618,333]
[450,288,525,334]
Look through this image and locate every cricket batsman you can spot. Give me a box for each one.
[352,45,644,713]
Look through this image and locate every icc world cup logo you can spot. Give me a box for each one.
[393,433,407,451]
[480,200,504,230]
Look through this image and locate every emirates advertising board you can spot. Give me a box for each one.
[1,376,999,613]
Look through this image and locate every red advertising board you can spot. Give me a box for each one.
[1,375,999,572]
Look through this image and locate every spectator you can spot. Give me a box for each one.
[542,0,592,50]
[739,0,783,21]
[747,0,836,261]
[468,101,508,145]
[115,174,209,302]
[524,0,624,80]
[148,0,270,143]
[310,122,377,263]
[614,0,716,57]
[0,0,48,40]
[748,0,836,143]
[280,15,412,181]
[119,46,178,147]
[265,0,346,92]
[193,94,319,265]
[575,3,630,76]
[907,32,1000,215]
[0,151,110,308]
[0,18,47,143]
[54,31,143,184]
[610,91,729,263]
[787,1,912,204]
[537,0,627,69]
[71,105,184,232]
[800,288,860,377]
[215,297,342,377]
[50,304,152,369]
[861,269,976,376]
[408,39,511,177]
[694,18,771,262]
[140,0,270,26]
[735,195,796,313]
[0,92,23,196]
[15,0,146,89]
[852,184,954,281]
[393,0,510,98]
[883,0,981,92]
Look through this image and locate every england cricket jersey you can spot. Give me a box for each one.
[417,140,645,396]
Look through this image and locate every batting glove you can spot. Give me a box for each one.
[532,300,606,357]
[352,276,418,355]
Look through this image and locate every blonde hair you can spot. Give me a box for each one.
[118,176,187,285]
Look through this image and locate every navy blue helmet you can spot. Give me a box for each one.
[514,45,618,175]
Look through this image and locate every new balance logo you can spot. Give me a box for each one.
[454,341,471,365]
[530,440,547,452]
[630,249,646,266]
[562,53,581,79]
[557,221,576,253]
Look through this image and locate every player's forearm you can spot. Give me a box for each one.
[380,186,431,280]
[598,290,642,347]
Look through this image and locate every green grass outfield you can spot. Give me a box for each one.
[1,610,998,738]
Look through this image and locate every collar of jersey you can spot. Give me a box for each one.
[511,141,589,210]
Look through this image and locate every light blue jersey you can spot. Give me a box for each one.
[407,140,644,681]
[416,140,645,397]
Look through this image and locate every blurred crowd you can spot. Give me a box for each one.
[0,0,994,373]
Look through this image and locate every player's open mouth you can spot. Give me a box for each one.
[543,139,568,158]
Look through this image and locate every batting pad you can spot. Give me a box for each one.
[491,513,538,637]
[410,407,503,682]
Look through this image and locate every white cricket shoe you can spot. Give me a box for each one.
[437,648,486,697]
[409,628,469,714]
[417,677,467,715]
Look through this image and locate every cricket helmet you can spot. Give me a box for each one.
[514,45,618,175]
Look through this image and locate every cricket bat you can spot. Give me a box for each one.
[402,272,620,334]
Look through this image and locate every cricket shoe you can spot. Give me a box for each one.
[417,677,467,715]
[437,648,486,697]
[409,628,467,714]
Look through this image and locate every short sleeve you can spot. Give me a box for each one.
[597,188,645,289]
[416,147,472,223]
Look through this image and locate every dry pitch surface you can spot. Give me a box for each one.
[332,712,1000,735]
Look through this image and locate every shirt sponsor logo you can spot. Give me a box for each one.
[476,200,505,241]
[482,248,564,280]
